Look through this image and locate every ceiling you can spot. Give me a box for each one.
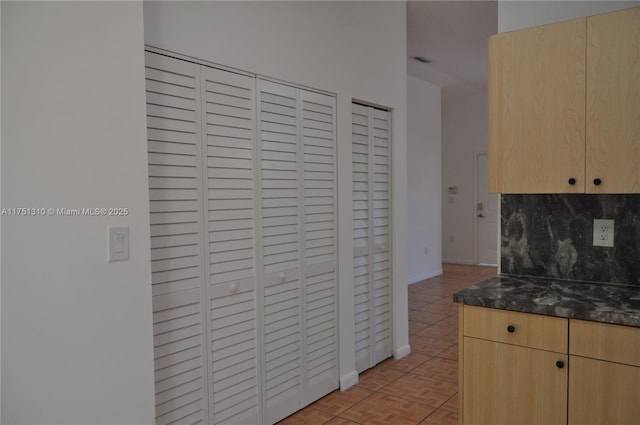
[407,1,498,105]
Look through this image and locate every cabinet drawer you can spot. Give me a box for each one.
[570,319,640,367]
[463,305,568,352]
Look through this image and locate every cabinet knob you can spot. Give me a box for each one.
[507,325,515,333]
[556,360,565,369]
[593,178,602,186]
[568,178,576,185]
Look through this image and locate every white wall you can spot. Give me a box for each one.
[407,75,442,284]
[442,93,488,265]
[498,0,640,32]
[1,2,155,424]
[0,2,3,418]
[143,1,409,386]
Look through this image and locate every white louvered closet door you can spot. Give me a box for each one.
[301,90,338,404]
[258,80,338,424]
[147,51,337,425]
[145,53,209,425]
[352,103,392,374]
[202,67,260,425]
[258,80,303,424]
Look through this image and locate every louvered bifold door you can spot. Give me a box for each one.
[370,108,392,365]
[351,103,372,373]
[351,103,392,373]
[202,67,260,425]
[258,80,304,424]
[258,81,338,424]
[301,90,338,404]
[145,52,209,425]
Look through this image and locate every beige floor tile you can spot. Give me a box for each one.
[356,365,405,391]
[409,320,431,335]
[340,392,435,425]
[378,373,457,408]
[409,335,455,357]
[412,357,458,383]
[325,418,361,425]
[310,385,374,416]
[436,344,458,361]
[381,352,431,372]
[419,407,459,425]
[277,407,335,425]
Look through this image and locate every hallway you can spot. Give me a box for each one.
[278,264,497,425]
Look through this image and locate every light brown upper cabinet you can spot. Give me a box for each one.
[586,8,640,194]
[488,7,640,194]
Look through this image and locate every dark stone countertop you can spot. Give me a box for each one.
[453,274,640,328]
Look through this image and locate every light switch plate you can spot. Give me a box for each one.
[593,219,614,247]
[108,225,129,261]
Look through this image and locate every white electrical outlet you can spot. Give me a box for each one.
[593,219,614,247]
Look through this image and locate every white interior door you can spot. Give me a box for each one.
[476,153,498,265]
[258,80,338,424]
[352,103,392,374]
[203,66,260,425]
[147,51,337,425]
[258,80,304,424]
[145,52,209,425]
[371,108,392,365]
[301,90,338,404]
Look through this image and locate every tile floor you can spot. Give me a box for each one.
[277,263,497,425]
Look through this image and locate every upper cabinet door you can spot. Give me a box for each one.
[586,7,640,194]
[488,18,586,193]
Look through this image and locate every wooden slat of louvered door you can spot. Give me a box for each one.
[351,103,372,373]
[301,90,338,403]
[371,108,392,364]
[145,52,209,425]
[202,66,260,425]
[258,80,303,424]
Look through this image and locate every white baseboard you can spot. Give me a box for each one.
[407,269,443,285]
[339,369,359,390]
[393,344,411,360]
[442,258,475,265]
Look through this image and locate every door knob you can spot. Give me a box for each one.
[478,213,486,218]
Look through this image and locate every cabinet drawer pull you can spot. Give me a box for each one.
[556,360,565,369]
[593,178,602,186]
[568,177,576,185]
[507,325,516,333]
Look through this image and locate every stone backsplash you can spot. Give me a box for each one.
[501,194,640,285]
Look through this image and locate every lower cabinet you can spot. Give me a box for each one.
[463,338,567,425]
[460,305,568,425]
[569,356,640,425]
[460,306,640,425]
[569,319,640,425]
